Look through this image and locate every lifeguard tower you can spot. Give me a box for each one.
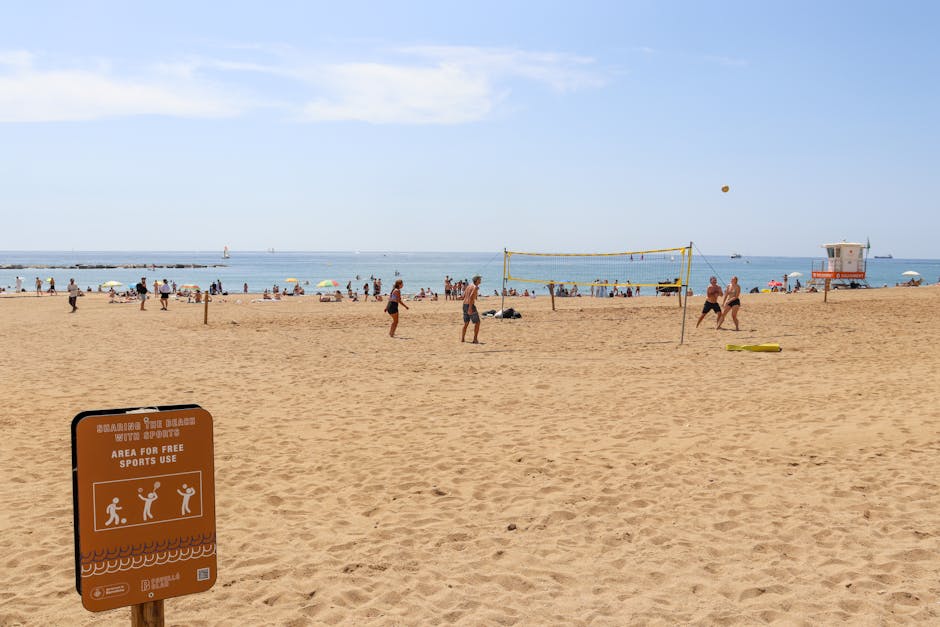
[809,241,868,299]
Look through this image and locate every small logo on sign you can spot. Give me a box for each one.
[92,583,129,599]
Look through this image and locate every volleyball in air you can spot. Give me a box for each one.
[721,185,730,193]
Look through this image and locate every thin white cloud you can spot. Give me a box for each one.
[0,52,249,122]
[398,45,605,92]
[303,62,494,124]
[300,45,605,124]
[0,50,34,68]
[0,44,606,124]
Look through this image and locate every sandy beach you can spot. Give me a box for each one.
[1,287,938,625]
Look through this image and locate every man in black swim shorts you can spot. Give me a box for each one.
[461,275,482,343]
[696,276,723,328]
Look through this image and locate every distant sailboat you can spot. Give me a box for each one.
[730,253,742,259]
[222,245,230,259]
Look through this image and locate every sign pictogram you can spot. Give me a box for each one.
[72,405,217,612]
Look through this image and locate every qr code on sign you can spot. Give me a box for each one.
[197,567,211,582]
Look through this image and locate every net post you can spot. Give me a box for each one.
[548,282,556,312]
[131,599,164,626]
[203,290,209,325]
[679,242,693,345]
[500,248,507,316]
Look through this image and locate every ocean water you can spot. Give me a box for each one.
[1,250,938,295]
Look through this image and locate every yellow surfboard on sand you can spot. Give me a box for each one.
[726,343,781,352]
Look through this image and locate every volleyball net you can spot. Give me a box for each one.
[504,245,692,290]
[501,243,695,342]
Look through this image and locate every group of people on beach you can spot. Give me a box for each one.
[385,275,483,343]
[132,277,174,311]
[444,276,480,301]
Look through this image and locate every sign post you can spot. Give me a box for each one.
[71,404,217,621]
[131,599,164,627]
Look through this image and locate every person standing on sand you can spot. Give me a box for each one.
[717,276,742,331]
[461,275,482,343]
[67,278,80,313]
[696,276,723,328]
[35,277,42,296]
[363,282,369,301]
[385,279,409,337]
[48,277,57,294]
[136,277,148,311]
[159,278,171,310]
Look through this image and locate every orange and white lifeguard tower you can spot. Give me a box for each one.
[810,241,868,299]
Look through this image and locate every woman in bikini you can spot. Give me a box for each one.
[717,275,742,331]
[385,279,409,337]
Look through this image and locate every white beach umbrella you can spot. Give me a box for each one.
[901,270,920,276]
[787,271,803,278]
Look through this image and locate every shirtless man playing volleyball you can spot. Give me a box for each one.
[696,276,723,328]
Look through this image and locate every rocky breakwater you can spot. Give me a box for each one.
[0,263,228,270]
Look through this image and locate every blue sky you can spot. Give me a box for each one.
[1,1,938,257]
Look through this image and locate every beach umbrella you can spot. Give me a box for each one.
[767,280,783,287]
[787,272,803,278]
[316,279,339,288]
[901,270,920,276]
[180,283,200,289]
[285,278,299,283]
[101,280,123,287]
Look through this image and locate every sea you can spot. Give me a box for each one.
[1,250,938,295]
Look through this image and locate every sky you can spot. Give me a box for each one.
[1,1,938,257]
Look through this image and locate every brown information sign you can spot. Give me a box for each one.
[71,404,217,612]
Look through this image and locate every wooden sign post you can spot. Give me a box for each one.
[131,599,164,627]
[72,405,217,623]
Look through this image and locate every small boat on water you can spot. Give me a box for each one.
[873,254,893,259]
[730,253,742,259]
[222,245,230,259]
